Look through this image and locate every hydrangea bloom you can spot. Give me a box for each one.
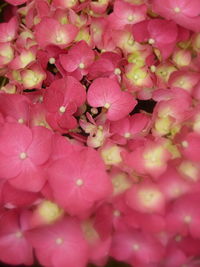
[0,0,199,266]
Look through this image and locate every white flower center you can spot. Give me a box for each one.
[56,237,64,245]
[15,231,23,238]
[148,38,155,45]
[113,210,121,217]
[184,215,192,224]
[79,62,85,69]
[150,65,156,72]
[127,15,134,22]
[114,68,121,75]
[182,141,188,148]
[59,106,66,113]
[76,179,84,186]
[56,36,63,43]
[18,118,24,124]
[104,103,111,109]
[124,132,131,138]
[174,7,181,13]
[49,57,55,64]
[19,152,27,160]
[132,243,140,251]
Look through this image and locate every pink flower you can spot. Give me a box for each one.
[59,40,95,80]
[20,63,46,90]
[180,132,200,162]
[132,19,178,59]
[2,181,39,208]
[152,0,200,32]
[87,78,137,121]
[0,210,33,265]
[124,139,171,178]
[0,94,30,125]
[110,113,150,144]
[126,180,166,214]
[0,16,18,42]
[26,217,89,267]
[48,147,111,216]
[166,193,200,239]
[9,47,36,70]
[88,51,124,81]
[109,0,147,29]
[43,76,86,132]
[0,123,53,192]
[158,165,191,201]
[35,17,78,48]
[110,229,164,266]
[168,70,200,93]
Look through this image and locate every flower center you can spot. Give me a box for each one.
[19,152,27,160]
[174,7,181,13]
[148,38,155,45]
[127,15,134,22]
[15,231,23,238]
[184,215,192,224]
[56,237,64,245]
[114,68,121,75]
[128,39,134,46]
[182,141,188,148]
[76,179,84,186]
[124,132,131,138]
[18,118,24,124]
[132,243,140,251]
[79,62,85,69]
[56,36,63,43]
[49,57,55,64]
[104,103,111,109]
[59,106,66,113]
[113,210,121,217]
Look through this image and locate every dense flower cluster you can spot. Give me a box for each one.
[0,0,200,266]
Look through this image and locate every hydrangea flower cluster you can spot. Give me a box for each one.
[0,0,200,266]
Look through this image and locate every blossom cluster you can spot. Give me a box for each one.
[0,0,200,266]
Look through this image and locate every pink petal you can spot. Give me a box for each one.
[2,182,39,208]
[107,92,137,121]
[87,78,122,107]
[59,54,79,72]
[148,19,178,44]
[0,153,22,179]
[9,160,47,192]
[0,17,18,42]
[26,218,88,267]
[0,123,32,156]
[27,126,52,165]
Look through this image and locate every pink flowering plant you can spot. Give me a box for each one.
[0,0,200,266]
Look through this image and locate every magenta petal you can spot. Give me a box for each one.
[58,113,77,130]
[0,153,22,179]
[0,123,32,156]
[0,234,33,265]
[26,218,88,267]
[107,92,137,121]
[2,182,38,208]
[132,20,149,42]
[59,54,79,72]
[9,160,47,192]
[44,86,64,113]
[28,126,52,165]
[87,78,122,107]
[0,211,33,266]
[148,19,178,44]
